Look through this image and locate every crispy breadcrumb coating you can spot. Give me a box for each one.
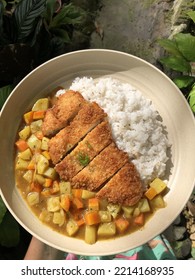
[55,121,113,180]
[42,90,86,136]
[96,162,143,206]
[49,102,107,164]
[71,143,129,191]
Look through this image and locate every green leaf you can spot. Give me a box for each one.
[188,86,195,112]
[159,56,191,73]
[50,28,70,43]
[1,0,7,8]
[14,0,46,41]
[49,37,66,57]
[173,76,195,89]
[186,10,195,23]
[44,0,56,25]
[0,2,3,36]
[8,0,21,5]
[174,33,195,61]
[0,196,7,225]
[191,247,195,259]
[171,239,191,259]
[49,3,86,29]
[158,38,182,56]
[0,211,20,247]
[30,17,43,47]
[0,85,14,110]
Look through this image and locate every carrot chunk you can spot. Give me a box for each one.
[88,198,99,211]
[84,211,101,225]
[60,195,71,212]
[72,189,83,198]
[76,217,85,227]
[15,139,29,151]
[27,159,35,170]
[33,110,46,120]
[144,187,157,200]
[72,197,84,209]
[31,182,43,193]
[41,189,51,197]
[115,218,130,233]
[43,178,53,188]
[134,213,145,226]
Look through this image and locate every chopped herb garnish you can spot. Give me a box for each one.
[85,141,93,149]
[77,152,90,166]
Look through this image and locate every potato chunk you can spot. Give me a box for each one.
[27,134,42,151]
[53,209,65,226]
[122,206,135,218]
[19,126,31,140]
[66,219,79,236]
[43,167,57,180]
[107,203,121,218]
[36,154,49,174]
[59,181,71,194]
[32,98,49,111]
[138,198,151,213]
[39,209,53,222]
[41,137,49,151]
[30,120,43,133]
[150,194,166,209]
[47,197,60,212]
[97,222,116,237]
[85,225,97,244]
[15,158,30,170]
[18,148,32,160]
[23,170,34,183]
[27,192,39,206]
[99,211,112,223]
[82,190,96,199]
[149,178,167,194]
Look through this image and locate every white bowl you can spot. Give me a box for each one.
[0,49,195,256]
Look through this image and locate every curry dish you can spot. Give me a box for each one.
[15,88,167,244]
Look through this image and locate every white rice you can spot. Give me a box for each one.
[60,77,169,186]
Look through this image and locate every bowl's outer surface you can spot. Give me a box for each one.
[0,49,195,255]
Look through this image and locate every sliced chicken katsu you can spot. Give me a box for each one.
[42,90,86,136]
[55,121,113,180]
[71,143,129,191]
[96,162,143,206]
[49,102,107,164]
[41,109,62,137]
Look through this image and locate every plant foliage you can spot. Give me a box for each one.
[0,0,97,108]
[0,196,20,247]
[14,0,46,41]
[158,11,195,113]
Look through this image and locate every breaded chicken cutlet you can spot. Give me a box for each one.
[48,102,107,164]
[96,162,143,206]
[71,143,129,191]
[42,90,86,137]
[55,121,113,180]
[42,89,143,207]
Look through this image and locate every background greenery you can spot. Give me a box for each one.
[158,10,195,113]
[0,0,100,108]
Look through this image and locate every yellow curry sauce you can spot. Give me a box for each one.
[15,96,167,244]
